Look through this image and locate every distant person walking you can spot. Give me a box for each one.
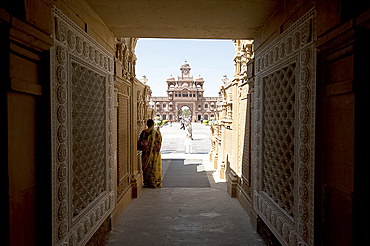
[184,122,193,154]
[137,119,162,188]
[180,119,185,130]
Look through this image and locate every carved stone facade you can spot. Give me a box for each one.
[111,37,154,224]
[151,59,219,122]
[253,10,316,245]
[50,8,153,246]
[50,8,115,245]
[212,9,317,246]
[210,40,254,187]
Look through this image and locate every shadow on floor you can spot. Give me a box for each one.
[162,159,211,188]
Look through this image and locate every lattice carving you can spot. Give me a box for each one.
[253,8,316,246]
[262,64,296,217]
[71,62,107,217]
[51,7,114,246]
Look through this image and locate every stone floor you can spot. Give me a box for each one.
[160,122,212,157]
[106,123,265,246]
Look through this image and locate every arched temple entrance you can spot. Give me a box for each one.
[178,105,192,121]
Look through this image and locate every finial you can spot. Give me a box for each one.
[185,56,187,62]
[140,75,148,84]
[221,75,229,84]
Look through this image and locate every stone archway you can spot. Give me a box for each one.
[178,105,192,121]
[175,103,195,122]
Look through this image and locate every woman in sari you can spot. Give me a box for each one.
[137,119,162,188]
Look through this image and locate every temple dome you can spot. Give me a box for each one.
[167,74,175,80]
[196,75,204,81]
[181,57,190,68]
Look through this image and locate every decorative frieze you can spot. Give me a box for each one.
[51,7,114,246]
[115,38,138,80]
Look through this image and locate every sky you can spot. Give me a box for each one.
[135,38,235,97]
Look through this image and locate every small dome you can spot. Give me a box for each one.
[196,75,204,81]
[181,57,190,68]
[167,74,175,80]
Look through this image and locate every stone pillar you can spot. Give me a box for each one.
[5,5,53,244]
[220,161,225,180]
[213,153,218,170]
[131,79,142,199]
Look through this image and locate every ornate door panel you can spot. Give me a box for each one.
[253,9,316,246]
[241,86,252,192]
[50,8,114,246]
[117,94,131,198]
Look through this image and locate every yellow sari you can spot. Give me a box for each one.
[137,128,162,188]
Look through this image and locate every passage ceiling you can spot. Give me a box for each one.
[85,0,282,39]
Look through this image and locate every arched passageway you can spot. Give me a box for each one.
[179,105,191,121]
[4,1,365,246]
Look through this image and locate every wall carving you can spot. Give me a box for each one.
[262,64,296,217]
[51,7,114,246]
[253,8,316,246]
[241,76,253,190]
[115,37,137,80]
[117,94,131,199]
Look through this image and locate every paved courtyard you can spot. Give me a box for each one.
[160,122,212,158]
[107,122,265,246]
